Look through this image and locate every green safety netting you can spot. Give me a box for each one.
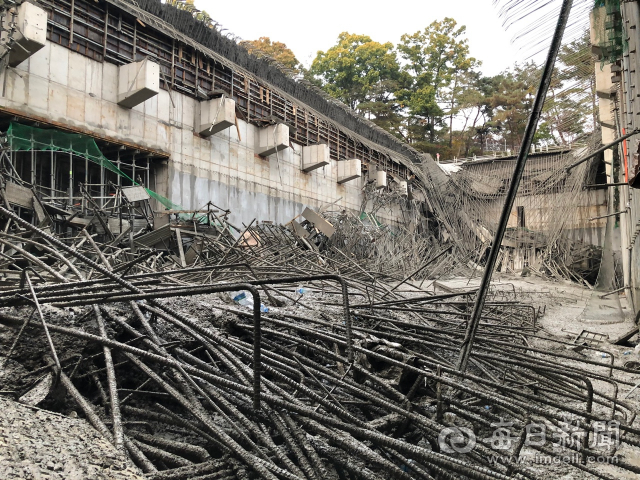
[359,211,384,228]
[6,122,181,211]
[592,0,625,65]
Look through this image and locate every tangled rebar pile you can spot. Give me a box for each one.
[1,199,640,479]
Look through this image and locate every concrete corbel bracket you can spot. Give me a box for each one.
[117,59,159,108]
[256,123,289,157]
[376,169,388,189]
[0,2,46,67]
[301,144,330,173]
[198,96,236,137]
[398,180,408,196]
[337,158,361,184]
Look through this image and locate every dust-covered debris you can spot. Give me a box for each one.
[0,187,640,479]
[0,396,143,480]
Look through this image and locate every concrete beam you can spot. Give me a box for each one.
[337,159,361,184]
[256,124,289,156]
[117,60,159,108]
[198,97,236,137]
[0,3,46,67]
[302,144,330,173]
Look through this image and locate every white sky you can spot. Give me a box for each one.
[194,0,523,77]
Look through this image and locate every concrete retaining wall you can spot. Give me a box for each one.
[0,41,403,226]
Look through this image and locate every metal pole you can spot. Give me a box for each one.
[584,182,629,189]
[100,163,105,208]
[68,152,73,207]
[456,0,573,373]
[30,133,35,186]
[84,157,88,214]
[565,128,639,172]
[588,209,628,222]
[50,150,54,201]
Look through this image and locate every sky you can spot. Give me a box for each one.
[194,0,524,77]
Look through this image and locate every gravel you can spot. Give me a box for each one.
[0,396,144,480]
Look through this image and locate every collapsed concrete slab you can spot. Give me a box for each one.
[301,207,335,237]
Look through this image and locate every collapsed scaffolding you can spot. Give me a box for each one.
[413,143,608,286]
[0,121,611,287]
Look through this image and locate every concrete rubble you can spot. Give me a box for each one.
[0,397,144,480]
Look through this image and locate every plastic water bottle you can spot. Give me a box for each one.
[233,291,269,313]
[233,291,253,308]
[295,286,308,295]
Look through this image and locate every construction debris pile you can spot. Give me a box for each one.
[1,184,640,480]
[417,145,606,285]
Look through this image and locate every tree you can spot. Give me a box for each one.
[488,63,540,150]
[357,79,407,139]
[310,33,401,111]
[480,33,595,153]
[452,72,498,157]
[240,37,304,75]
[544,32,596,144]
[397,18,478,147]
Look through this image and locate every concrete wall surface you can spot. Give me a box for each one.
[0,41,404,226]
[478,189,608,248]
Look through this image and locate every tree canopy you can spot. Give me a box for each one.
[240,37,304,75]
[309,33,401,111]
[242,23,596,161]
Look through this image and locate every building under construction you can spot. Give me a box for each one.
[1,0,640,479]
